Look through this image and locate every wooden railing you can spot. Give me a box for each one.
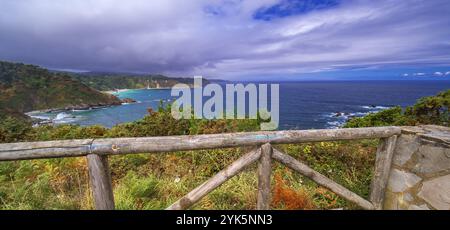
[0,126,401,210]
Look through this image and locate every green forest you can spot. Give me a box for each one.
[70,73,201,91]
[0,61,122,118]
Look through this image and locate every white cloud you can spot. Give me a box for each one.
[0,0,450,78]
[403,71,450,77]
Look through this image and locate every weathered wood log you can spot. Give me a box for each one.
[369,135,398,210]
[0,139,93,161]
[91,127,401,155]
[257,143,272,210]
[166,148,261,210]
[87,154,115,210]
[0,127,401,161]
[272,148,375,210]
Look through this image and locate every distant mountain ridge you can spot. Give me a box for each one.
[68,72,208,91]
[0,61,122,118]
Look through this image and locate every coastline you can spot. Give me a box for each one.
[102,86,195,94]
[25,102,123,125]
[25,105,112,115]
[102,88,133,94]
[12,105,119,125]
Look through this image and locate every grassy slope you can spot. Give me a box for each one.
[0,61,122,114]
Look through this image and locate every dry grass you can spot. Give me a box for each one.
[271,173,315,210]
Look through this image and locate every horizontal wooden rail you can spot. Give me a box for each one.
[0,126,401,161]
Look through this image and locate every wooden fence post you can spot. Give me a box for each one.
[257,143,272,210]
[369,135,398,210]
[87,154,115,210]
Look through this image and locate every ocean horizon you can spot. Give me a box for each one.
[29,80,450,130]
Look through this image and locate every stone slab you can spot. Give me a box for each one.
[387,169,422,193]
[418,174,450,210]
[393,135,419,167]
[413,145,450,175]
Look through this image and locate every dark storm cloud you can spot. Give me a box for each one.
[0,0,449,78]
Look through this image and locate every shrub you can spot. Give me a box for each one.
[272,173,315,210]
[345,89,449,128]
[344,106,413,128]
[0,116,33,143]
[405,89,449,126]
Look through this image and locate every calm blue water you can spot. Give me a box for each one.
[30,81,450,130]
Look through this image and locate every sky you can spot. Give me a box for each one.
[1,0,450,80]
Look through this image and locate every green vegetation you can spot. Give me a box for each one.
[345,89,449,128]
[0,104,375,210]
[70,73,203,91]
[0,83,447,210]
[0,116,33,143]
[0,61,122,117]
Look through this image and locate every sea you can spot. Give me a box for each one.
[28,81,450,130]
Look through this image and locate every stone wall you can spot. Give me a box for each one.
[384,125,450,210]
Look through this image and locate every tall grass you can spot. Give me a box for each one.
[0,140,377,210]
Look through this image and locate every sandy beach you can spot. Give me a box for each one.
[102,89,133,94]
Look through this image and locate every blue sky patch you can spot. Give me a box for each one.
[254,0,340,21]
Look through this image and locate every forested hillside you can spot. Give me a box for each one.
[0,61,122,118]
[70,73,204,91]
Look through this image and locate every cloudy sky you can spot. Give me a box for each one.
[1,0,450,79]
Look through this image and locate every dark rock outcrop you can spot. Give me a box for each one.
[121,98,137,104]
